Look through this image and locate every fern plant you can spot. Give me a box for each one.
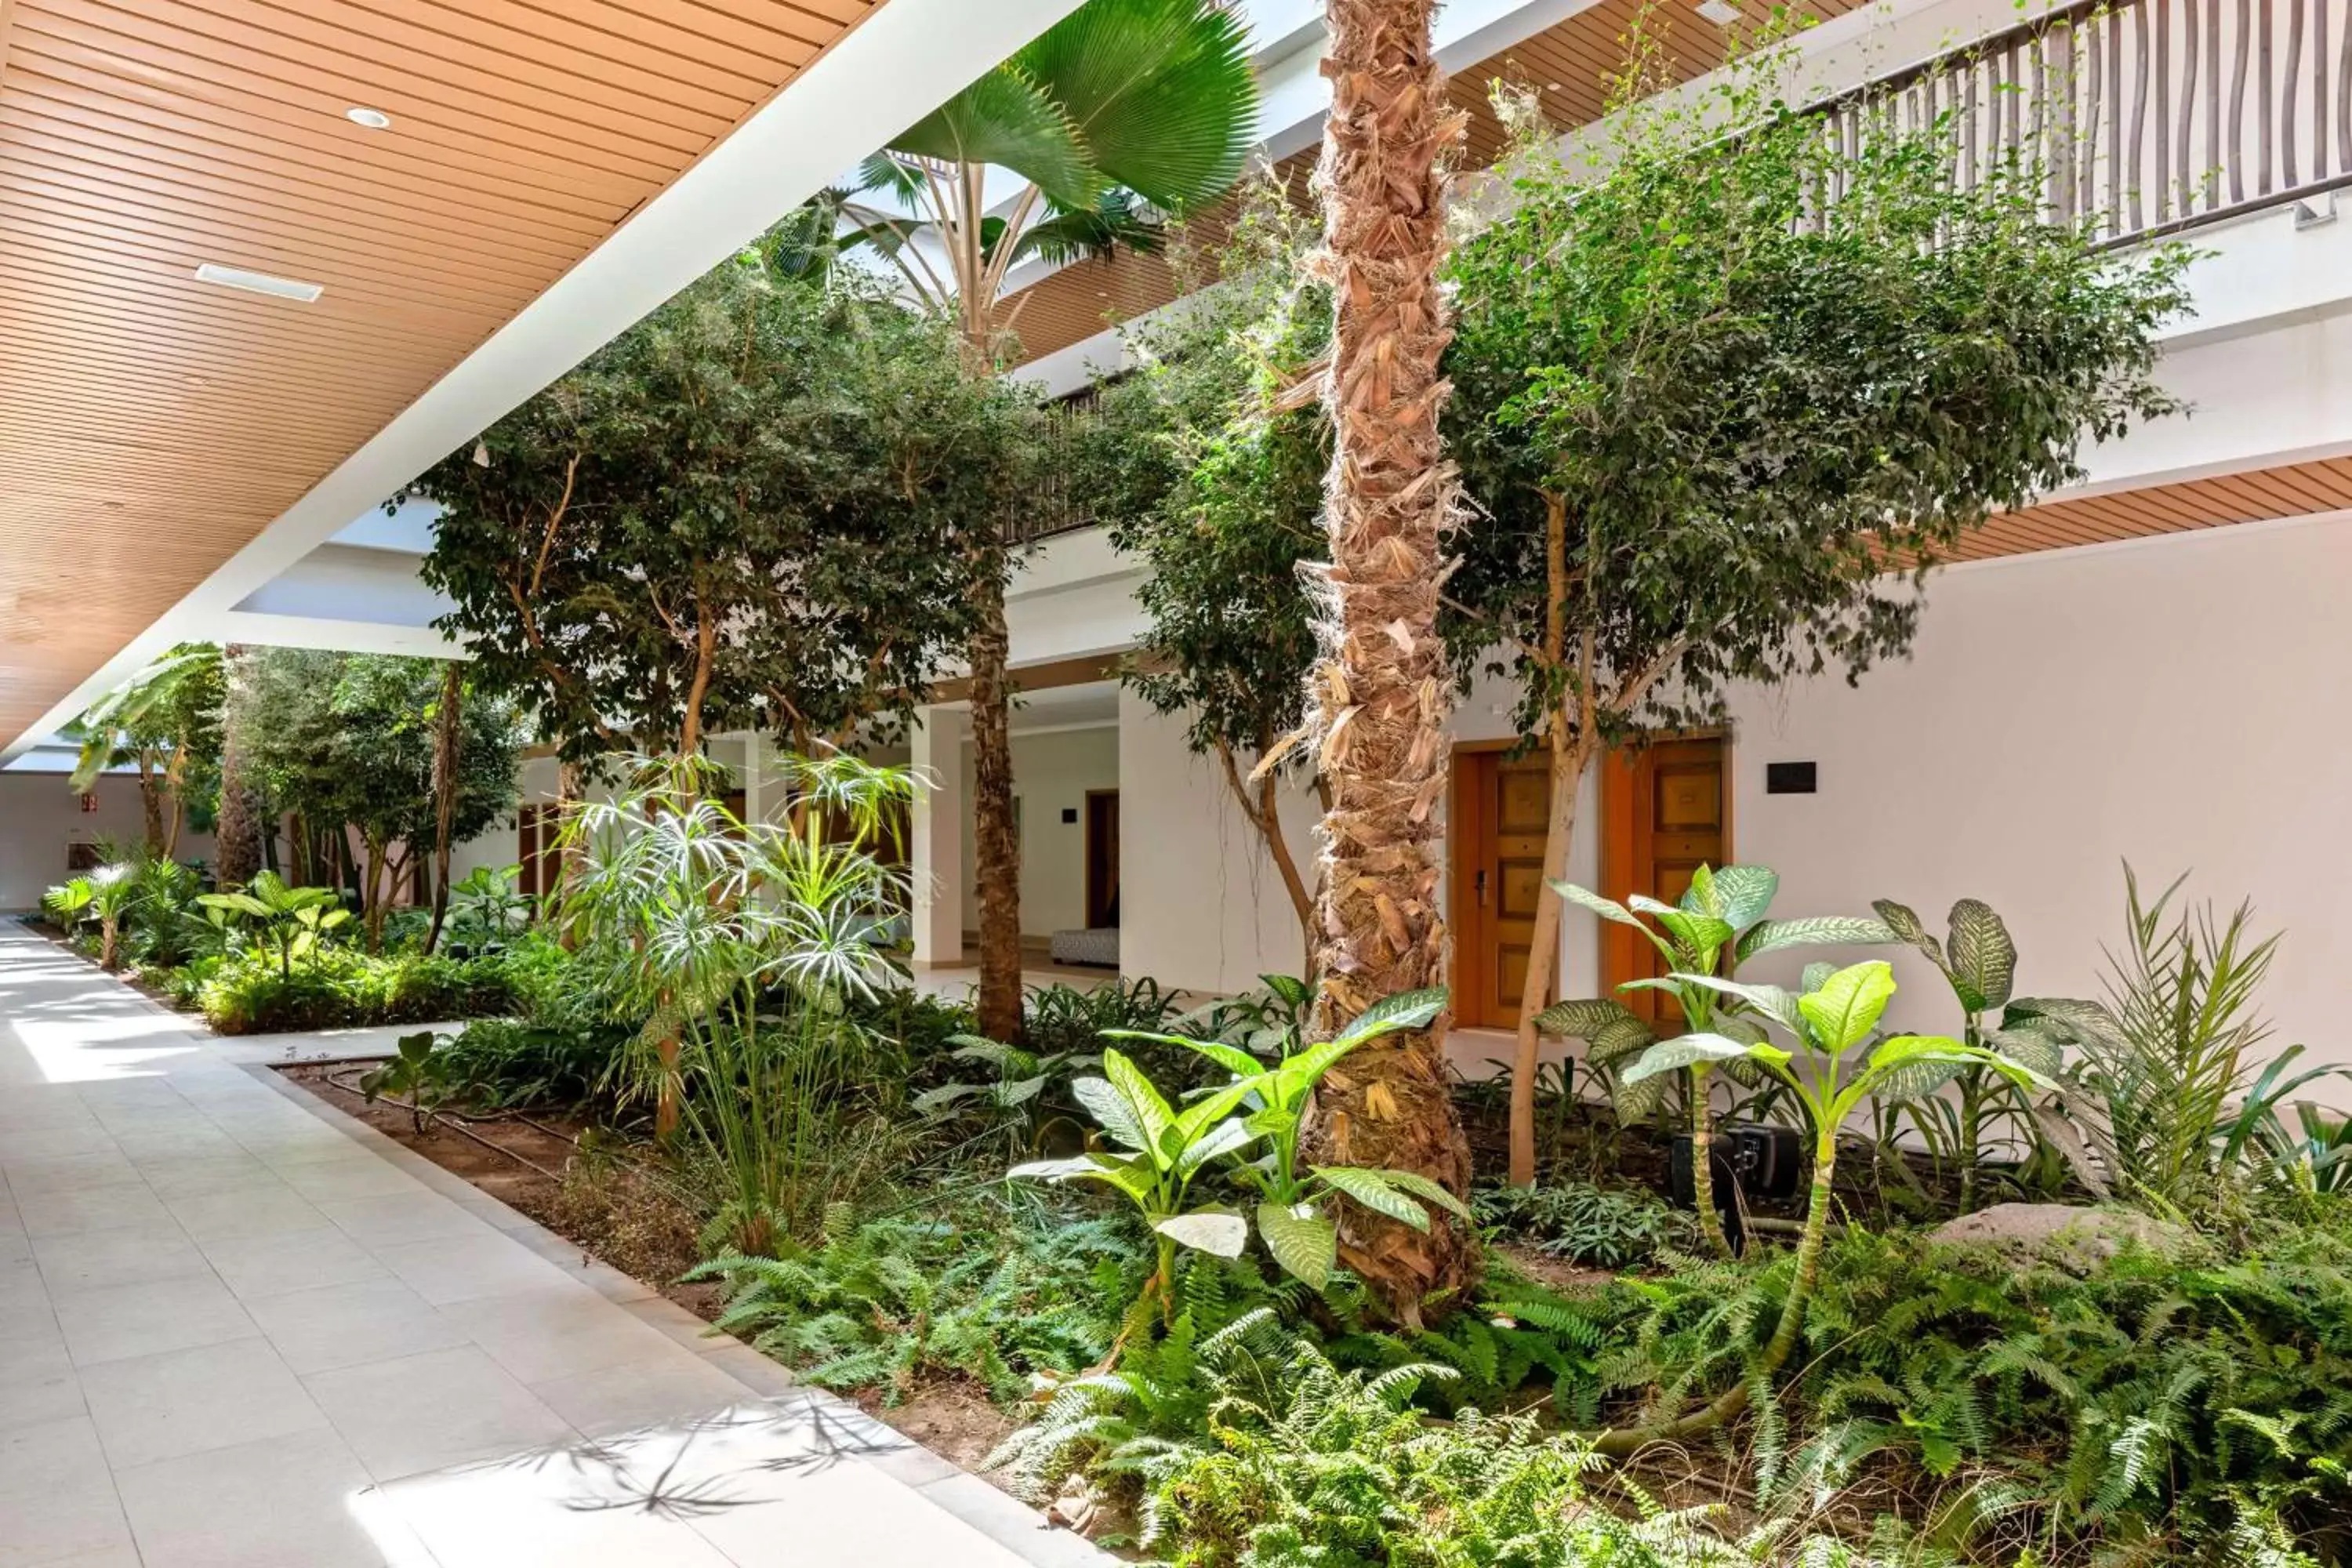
[691,1203,1145,1406]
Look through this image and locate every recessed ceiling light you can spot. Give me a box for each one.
[345,106,393,129]
[1696,0,1742,24]
[194,263,324,303]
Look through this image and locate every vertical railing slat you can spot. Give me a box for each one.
[2283,0,2302,187]
[2259,0,2275,197]
[2230,0,2251,201]
[2155,0,2172,214]
[2130,0,2151,230]
[2085,13,2106,227]
[2176,0,2198,212]
[2111,5,2127,230]
[2207,0,2223,206]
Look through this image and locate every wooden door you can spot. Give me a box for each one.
[1084,790,1121,929]
[1451,749,1553,1030]
[1601,736,1729,1025]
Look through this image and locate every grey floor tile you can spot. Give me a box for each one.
[203,1224,391,1301]
[131,1152,281,1196]
[0,1269,60,1341]
[0,1152,143,1201]
[0,1414,139,1567]
[163,1181,332,1242]
[245,1277,470,1376]
[370,1231,576,1306]
[13,1178,172,1239]
[31,1218,210,1291]
[440,1285,681,1384]
[80,1336,330,1469]
[275,1157,430,1204]
[376,1441,739,1568]
[114,1427,410,1568]
[318,1189,495,1247]
[307,1344,579,1482]
[0,1327,85,1435]
[525,1350,757,1439]
[53,1269,260,1367]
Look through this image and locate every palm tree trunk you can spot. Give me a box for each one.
[213,644,264,887]
[425,662,462,954]
[136,755,166,859]
[1296,0,1475,1327]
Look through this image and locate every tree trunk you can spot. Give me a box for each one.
[1295,0,1475,1327]
[1217,739,1317,977]
[362,838,387,953]
[425,662,462,954]
[162,746,189,860]
[1508,731,1588,1185]
[136,755,165,859]
[968,567,1024,1043]
[212,646,264,887]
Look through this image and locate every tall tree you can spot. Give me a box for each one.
[1294,0,1475,1323]
[424,661,463,953]
[1078,183,1333,967]
[67,644,223,858]
[1442,57,2194,1186]
[419,264,1023,772]
[232,650,521,947]
[829,0,1258,1041]
[213,644,267,887]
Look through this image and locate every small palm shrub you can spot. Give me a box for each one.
[690,1201,1145,1406]
[194,946,517,1034]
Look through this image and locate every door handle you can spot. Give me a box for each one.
[1475,869,1489,908]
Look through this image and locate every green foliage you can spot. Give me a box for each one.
[193,945,520,1036]
[197,870,351,981]
[358,1031,454,1134]
[1473,1181,1699,1271]
[557,753,919,1253]
[418,260,1033,763]
[1443,42,2192,757]
[436,1017,619,1111]
[2075,869,2347,1222]
[1632,1224,2352,1561]
[443,865,531,954]
[691,1201,1146,1406]
[1018,991,1467,1295]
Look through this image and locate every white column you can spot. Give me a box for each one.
[742,730,764,827]
[909,706,967,967]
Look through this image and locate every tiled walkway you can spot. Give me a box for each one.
[0,924,1106,1568]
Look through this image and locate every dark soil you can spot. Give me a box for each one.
[858,1377,1023,1475]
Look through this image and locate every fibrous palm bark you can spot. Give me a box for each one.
[213,644,265,887]
[1297,0,1475,1323]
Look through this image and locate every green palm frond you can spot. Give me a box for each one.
[891,64,1095,206]
[1014,0,1257,212]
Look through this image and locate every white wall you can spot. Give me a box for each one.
[1728,510,2352,1069]
[0,775,219,911]
[960,725,1120,939]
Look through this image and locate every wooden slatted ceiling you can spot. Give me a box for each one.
[0,0,879,746]
[1001,0,1863,368]
[1952,457,2352,561]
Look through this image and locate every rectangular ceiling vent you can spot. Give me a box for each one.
[194,263,325,303]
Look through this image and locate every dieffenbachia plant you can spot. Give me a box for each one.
[1597,960,2055,1454]
[1871,896,2119,1205]
[1015,989,1470,1299]
[1533,864,1891,1254]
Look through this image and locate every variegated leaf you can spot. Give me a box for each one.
[1552,879,1648,930]
[1624,1033,1774,1083]
[1679,862,1722,920]
[1801,961,1836,993]
[2005,996,2125,1051]
[1531,997,1642,1041]
[1587,1015,1661,1069]
[1711,865,1781,933]
[1155,1210,1250,1258]
[1986,1025,2063,1082]
[1256,1202,1336,1287]
[1870,898,1941,962]
[1945,899,2016,1012]
[1613,1066,1670,1121]
[1798,962,1897,1052]
[1736,916,1898,966]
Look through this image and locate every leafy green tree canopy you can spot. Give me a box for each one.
[415,263,1034,763]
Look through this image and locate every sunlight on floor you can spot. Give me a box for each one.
[10,1013,202,1083]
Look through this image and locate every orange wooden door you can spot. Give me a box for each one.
[1601,737,1729,1026]
[1451,749,1554,1030]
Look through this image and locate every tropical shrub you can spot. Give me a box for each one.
[194,946,518,1034]
[443,864,531,953]
[436,1017,619,1110]
[2073,869,2346,1221]
[1538,864,1893,1251]
[1011,991,1468,1305]
[196,870,351,980]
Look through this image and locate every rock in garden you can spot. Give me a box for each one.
[1929,1203,2195,1275]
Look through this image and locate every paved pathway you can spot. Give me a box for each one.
[0,924,1106,1568]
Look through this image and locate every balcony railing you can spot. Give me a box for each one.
[1815,0,2350,246]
